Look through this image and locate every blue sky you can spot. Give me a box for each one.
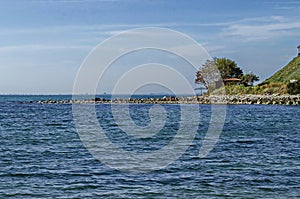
[1,0,300,94]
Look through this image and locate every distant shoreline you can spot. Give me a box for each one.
[35,94,300,105]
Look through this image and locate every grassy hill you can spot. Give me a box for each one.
[209,55,300,95]
[212,55,300,95]
[263,55,300,84]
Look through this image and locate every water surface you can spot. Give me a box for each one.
[0,95,299,198]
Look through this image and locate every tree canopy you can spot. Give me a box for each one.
[195,57,259,90]
[215,57,243,79]
[241,73,259,86]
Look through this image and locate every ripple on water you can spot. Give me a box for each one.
[0,102,299,198]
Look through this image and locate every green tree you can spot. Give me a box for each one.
[241,73,260,86]
[195,57,243,87]
[287,80,300,94]
[195,59,222,92]
[195,57,260,91]
[195,60,219,84]
[215,57,243,79]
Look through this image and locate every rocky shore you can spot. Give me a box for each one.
[36,94,300,105]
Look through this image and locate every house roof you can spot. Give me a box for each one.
[224,78,241,82]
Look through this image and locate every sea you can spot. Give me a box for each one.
[0,95,299,198]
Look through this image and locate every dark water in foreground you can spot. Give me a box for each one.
[0,95,299,198]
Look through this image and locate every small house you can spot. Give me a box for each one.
[290,79,298,83]
[212,78,242,89]
[223,78,242,85]
[298,45,300,56]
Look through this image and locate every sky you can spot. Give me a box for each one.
[1,0,300,94]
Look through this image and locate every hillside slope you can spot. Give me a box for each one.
[263,55,300,84]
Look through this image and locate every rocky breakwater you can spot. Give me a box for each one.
[37,94,300,105]
[223,94,300,105]
[203,94,300,105]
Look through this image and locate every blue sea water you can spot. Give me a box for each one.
[0,95,299,198]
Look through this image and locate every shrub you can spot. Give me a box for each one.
[287,80,300,94]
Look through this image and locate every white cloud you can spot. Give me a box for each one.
[0,44,93,52]
[222,16,300,41]
[264,1,300,10]
[0,21,232,36]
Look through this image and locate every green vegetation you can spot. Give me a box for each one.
[215,57,243,79]
[261,55,300,94]
[195,57,259,93]
[287,80,300,94]
[195,58,259,92]
[195,55,300,95]
[241,73,259,86]
[263,56,300,84]
[211,83,287,95]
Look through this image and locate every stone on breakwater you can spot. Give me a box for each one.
[36,94,300,105]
